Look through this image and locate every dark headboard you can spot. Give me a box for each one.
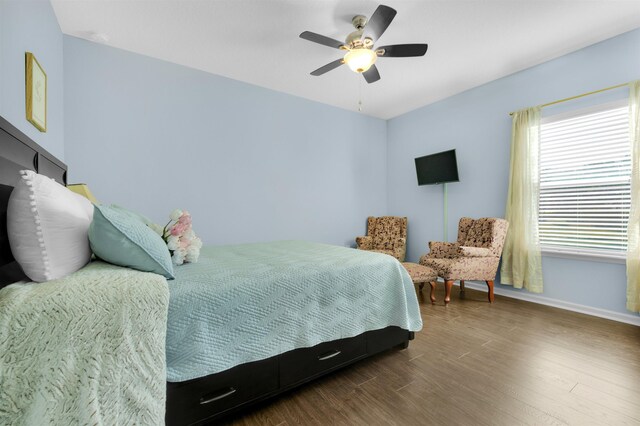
[0,115,67,286]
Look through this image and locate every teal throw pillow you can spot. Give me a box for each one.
[110,204,154,226]
[89,204,174,279]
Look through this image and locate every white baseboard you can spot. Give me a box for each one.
[457,281,640,327]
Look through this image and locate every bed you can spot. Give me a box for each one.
[0,115,422,425]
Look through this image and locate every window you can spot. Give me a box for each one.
[539,100,630,260]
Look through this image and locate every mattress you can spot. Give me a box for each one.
[166,240,423,382]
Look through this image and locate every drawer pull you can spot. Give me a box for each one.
[318,350,341,361]
[199,387,237,404]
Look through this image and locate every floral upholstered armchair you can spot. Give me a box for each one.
[356,216,407,262]
[419,217,509,304]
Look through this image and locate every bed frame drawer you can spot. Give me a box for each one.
[164,327,412,425]
[166,357,278,426]
[279,334,367,388]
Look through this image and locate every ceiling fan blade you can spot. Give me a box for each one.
[364,5,397,40]
[300,31,345,49]
[362,65,381,84]
[378,44,428,57]
[310,59,344,76]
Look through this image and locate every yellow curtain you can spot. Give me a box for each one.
[500,107,544,293]
[627,81,640,312]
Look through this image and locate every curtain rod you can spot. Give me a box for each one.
[508,81,630,116]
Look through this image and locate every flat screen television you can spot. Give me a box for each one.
[415,149,459,185]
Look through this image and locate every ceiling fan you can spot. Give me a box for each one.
[299,4,428,84]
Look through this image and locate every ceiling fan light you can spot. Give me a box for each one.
[344,48,377,73]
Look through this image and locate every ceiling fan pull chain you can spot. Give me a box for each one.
[358,77,363,112]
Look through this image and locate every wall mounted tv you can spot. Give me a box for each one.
[414,149,459,185]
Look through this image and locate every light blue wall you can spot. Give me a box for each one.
[32,20,639,315]
[387,28,640,315]
[63,36,387,247]
[0,0,64,159]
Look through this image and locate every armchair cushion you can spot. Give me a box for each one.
[371,217,406,248]
[462,218,509,256]
[463,218,495,248]
[356,236,373,250]
[456,217,476,245]
[420,257,501,281]
[373,235,395,250]
[392,237,406,249]
[426,241,459,259]
[393,238,407,262]
[459,246,494,257]
[370,239,406,262]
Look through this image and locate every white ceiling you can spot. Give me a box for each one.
[51,0,640,119]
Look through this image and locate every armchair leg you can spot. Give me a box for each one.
[429,282,437,305]
[486,280,495,303]
[459,280,466,299]
[444,280,454,305]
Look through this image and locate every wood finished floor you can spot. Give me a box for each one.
[224,285,640,426]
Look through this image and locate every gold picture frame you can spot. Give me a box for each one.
[25,52,47,132]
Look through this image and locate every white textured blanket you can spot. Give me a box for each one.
[0,261,169,426]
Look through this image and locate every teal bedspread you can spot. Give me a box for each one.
[166,241,422,382]
[0,261,169,425]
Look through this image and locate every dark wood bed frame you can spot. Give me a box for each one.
[0,115,415,425]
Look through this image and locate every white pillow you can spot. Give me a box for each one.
[7,170,94,282]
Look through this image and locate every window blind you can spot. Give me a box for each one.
[539,102,630,257]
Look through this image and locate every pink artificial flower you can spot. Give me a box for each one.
[162,208,202,265]
[170,223,187,236]
[179,212,192,225]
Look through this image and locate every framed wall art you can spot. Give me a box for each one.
[25,52,47,132]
